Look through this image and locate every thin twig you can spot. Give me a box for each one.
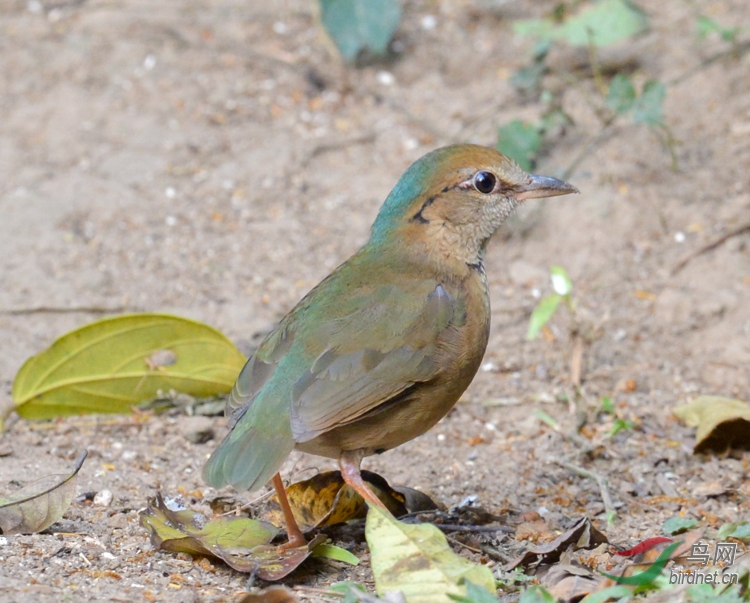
[436,523,514,534]
[561,123,619,180]
[534,409,592,453]
[480,544,514,563]
[560,461,616,524]
[447,536,484,555]
[671,222,750,275]
[570,333,584,388]
[667,39,750,86]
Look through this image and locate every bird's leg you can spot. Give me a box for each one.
[271,473,307,549]
[339,449,387,508]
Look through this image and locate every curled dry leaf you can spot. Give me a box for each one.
[508,517,609,571]
[366,505,496,603]
[237,586,299,603]
[673,396,750,453]
[540,564,602,603]
[0,450,87,535]
[264,470,438,532]
[140,493,326,580]
[10,313,245,423]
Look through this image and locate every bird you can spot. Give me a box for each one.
[203,144,578,548]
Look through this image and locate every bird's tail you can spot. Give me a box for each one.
[202,405,295,492]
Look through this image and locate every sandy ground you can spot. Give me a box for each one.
[1,0,749,601]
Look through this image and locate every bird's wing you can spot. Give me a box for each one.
[289,280,460,442]
[225,321,294,429]
[204,274,459,492]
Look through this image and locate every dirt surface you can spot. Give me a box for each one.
[1,0,749,601]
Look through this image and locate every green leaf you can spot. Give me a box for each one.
[330,581,368,603]
[526,294,562,340]
[449,580,501,603]
[662,516,698,535]
[312,543,360,566]
[496,119,541,172]
[609,418,635,437]
[514,0,647,48]
[579,585,633,603]
[687,584,746,603]
[632,80,666,126]
[513,19,556,42]
[366,505,496,603]
[534,409,559,429]
[519,585,555,603]
[140,493,327,580]
[319,0,402,62]
[550,265,572,296]
[0,450,87,534]
[606,74,636,114]
[11,313,246,421]
[697,15,740,42]
[561,0,647,47]
[718,521,750,541]
[600,397,615,414]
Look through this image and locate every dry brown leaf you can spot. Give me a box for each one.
[264,470,437,531]
[238,586,299,603]
[673,396,750,452]
[541,563,602,602]
[691,481,726,498]
[508,517,609,570]
[0,450,87,535]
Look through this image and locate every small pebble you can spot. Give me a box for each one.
[421,15,437,30]
[94,490,113,507]
[674,231,686,243]
[108,513,128,529]
[0,537,8,547]
[377,71,395,86]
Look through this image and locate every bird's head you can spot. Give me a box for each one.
[370,144,578,268]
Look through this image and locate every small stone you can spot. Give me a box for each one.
[176,416,215,444]
[377,71,395,86]
[94,489,113,507]
[108,513,129,529]
[693,481,726,498]
[0,443,12,457]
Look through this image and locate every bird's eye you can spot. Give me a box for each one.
[473,171,497,194]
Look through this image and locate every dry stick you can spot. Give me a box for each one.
[561,123,619,181]
[671,221,750,275]
[447,535,484,555]
[535,409,592,453]
[570,333,585,389]
[560,461,616,523]
[560,41,750,181]
[436,523,514,534]
[667,39,750,86]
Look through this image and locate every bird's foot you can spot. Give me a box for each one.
[271,473,308,549]
[339,449,387,509]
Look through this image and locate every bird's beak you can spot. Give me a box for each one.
[514,174,579,201]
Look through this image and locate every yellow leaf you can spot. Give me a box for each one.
[10,313,245,421]
[366,505,495,602]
